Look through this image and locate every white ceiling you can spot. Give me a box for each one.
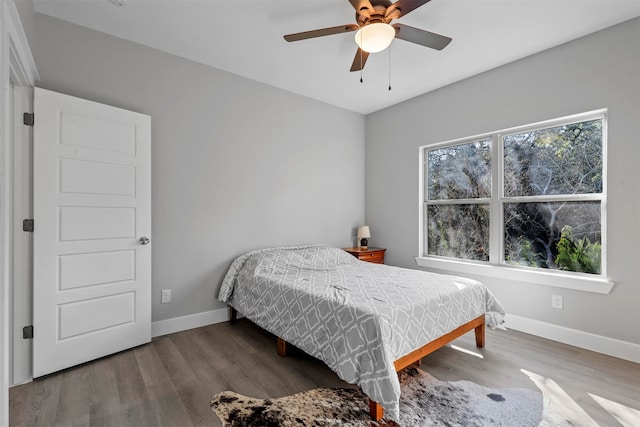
[32,0,640,114]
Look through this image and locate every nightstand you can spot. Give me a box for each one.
[343,247,386,264]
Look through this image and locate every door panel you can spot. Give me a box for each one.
[60,158,136,196]
[59,206,136,241]
[59,250,135,290]
[33,88,151,377]
[58,292,135,339]
[60,110,136,154]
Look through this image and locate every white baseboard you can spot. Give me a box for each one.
[152,307,230,338]
[151,309,640,364]
[506,314,640,363]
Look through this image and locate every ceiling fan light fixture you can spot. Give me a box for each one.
[355,23,395,53]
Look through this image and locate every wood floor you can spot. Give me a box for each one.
[9,318,640,426]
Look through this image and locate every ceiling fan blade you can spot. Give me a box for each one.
[386,0,432,18]
[393,23,451,50]
[284,24,359,42]
[350,48,370,72]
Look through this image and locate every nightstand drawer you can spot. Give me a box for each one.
[358,251,384,263]
[342,247,386,264]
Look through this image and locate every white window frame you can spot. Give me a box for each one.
[416,109,614,294]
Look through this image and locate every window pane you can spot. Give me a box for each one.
[427,204,489,261]
[504,201,601,274]
[427,139,491,200]
[503,119,603,197]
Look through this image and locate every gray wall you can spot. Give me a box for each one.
[33,14,365,322]
[22,9,640,345]
[366,18,640,344]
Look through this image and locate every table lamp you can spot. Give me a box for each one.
[357,226,371,249]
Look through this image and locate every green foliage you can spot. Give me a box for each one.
[555,226,601,274]
[512,236,544,268]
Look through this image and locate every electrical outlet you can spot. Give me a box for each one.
[551,294,563,309]
[161,289,171,304]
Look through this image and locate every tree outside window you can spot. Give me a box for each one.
[424,113,605,275]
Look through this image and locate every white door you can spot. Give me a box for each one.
[33,88,151,377]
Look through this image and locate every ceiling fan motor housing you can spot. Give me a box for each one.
[356,4,401,27]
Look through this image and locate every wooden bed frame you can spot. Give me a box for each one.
[228,307,485,421]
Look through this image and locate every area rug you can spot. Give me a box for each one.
[210,367,570,426]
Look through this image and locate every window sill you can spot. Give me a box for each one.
[414,256,614,294]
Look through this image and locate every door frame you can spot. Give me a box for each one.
[0,0,39,423]
[11,85,32,386]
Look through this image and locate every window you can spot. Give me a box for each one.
[419,110,608,286]
[426,139,491,262]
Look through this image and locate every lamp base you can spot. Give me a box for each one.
[360,238,368,249]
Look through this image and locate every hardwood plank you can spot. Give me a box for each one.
[174,380,221,427]
[133,342,191,427]
[13,373,63,426]
[53,365,92,425]
[243,350,312,398]
[96,349,157,426]
[8,319,639,427]
[185,327,234,374]
[156,334,220,425]
[8,382,29,427]
[89,397,130,427]
[171,329,228,385]
[200,322,256,363]
[216,359,272,399]
[111,347,150,405]
[153,335,200,388]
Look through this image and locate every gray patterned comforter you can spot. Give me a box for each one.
[218,245,505,421]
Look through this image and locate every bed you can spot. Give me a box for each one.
[218,245,505,422]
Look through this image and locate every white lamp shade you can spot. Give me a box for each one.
[357,226,371,239]
[354,23,395,53]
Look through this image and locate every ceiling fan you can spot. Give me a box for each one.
[283,0,452,72]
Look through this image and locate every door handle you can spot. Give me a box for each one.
[138,236,151,245]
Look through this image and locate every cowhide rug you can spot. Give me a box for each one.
[210,367,570,426]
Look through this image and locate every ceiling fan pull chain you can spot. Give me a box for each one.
[388,44,392,91]
[360,32,364,83]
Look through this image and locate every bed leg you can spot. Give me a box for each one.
[414,358,422,366]
[475,321,485,348]
[277,337,287,357]
[369,399,384,421]
[228,306,237,324]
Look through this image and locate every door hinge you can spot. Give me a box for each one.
[23,325,33,339]
[23,112,34,126]
[23,219,34,232]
